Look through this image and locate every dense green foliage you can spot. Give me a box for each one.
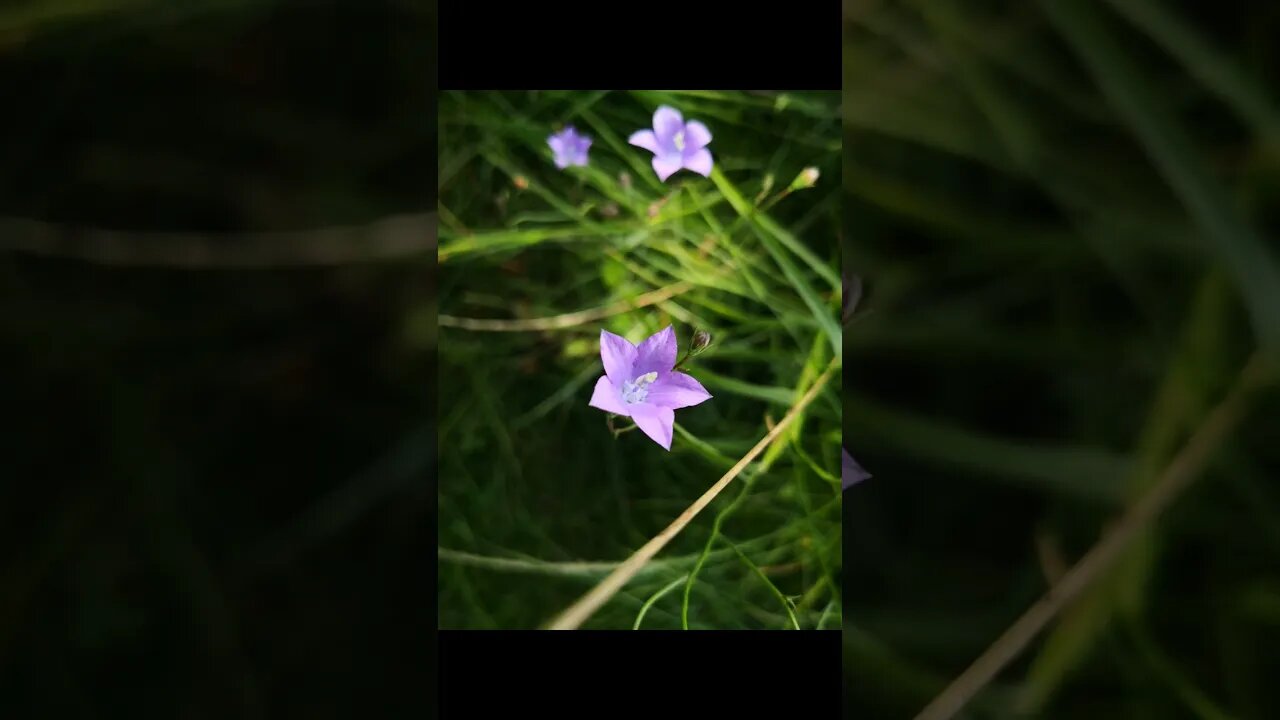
[845,1,1280,717]
[437,91,843,630]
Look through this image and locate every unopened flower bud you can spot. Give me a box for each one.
[788,166,820,191]
[691,329,712,354]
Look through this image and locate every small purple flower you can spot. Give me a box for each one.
[588,326,713,450]
[548,125,591,169]
[628,106,713,182]
[843,448,870,490]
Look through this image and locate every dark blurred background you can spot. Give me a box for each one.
[844,0,1280,718]
[0,1,434,717]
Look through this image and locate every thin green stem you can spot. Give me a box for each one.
[681,476,754,629]
[633,574,689,630]
[726,536,801,630]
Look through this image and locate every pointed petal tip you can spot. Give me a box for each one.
[684,149,713,177]
[631,405,675,451]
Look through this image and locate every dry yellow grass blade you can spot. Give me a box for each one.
[0,213,435,268]
[438,281,695,332]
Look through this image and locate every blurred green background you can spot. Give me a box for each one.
[0,1,433,717]
[437,90,844,630]
[844,1,1280,718]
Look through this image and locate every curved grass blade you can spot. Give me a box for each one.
[726,537,801,630]
[633,575,689,630]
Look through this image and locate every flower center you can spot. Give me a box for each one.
[672,130,685,151]
[621,371,659,405]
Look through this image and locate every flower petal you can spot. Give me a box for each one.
[572,137,591,166]
[647,371,712,409]
[683,120,712,149]
[628,129,660,154]
[631,404,675,451]
[842,448,870,490]
[652,154,682,182]
[588,375,630,416]
[599,330,637,384]
[632,325,677,377]
[653,106,684,140]
[683,148,713,177]
[548,134,565,154]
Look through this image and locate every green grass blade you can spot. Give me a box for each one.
[726,537,801,630]
[1040,0,1280,352]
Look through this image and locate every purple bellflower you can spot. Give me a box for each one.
[588,326,713,451]
[548,125,591,169]
[843,448,870,490]
[628,106,713,182]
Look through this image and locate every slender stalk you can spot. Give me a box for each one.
[633,575,689,630]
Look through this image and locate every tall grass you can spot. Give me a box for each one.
[845,1,1280,718]
[437,91,843,630]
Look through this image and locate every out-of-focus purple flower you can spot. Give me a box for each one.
[628,106,713,182]
[842,272,870,491]
[548,125,591,169]
[588,326,713,450]
[843,270,862,326]
[843,448,869,490]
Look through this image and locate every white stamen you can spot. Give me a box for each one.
[621,372,659,405]
[673,131,685,151]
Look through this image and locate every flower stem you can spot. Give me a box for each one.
[607,414,639,438]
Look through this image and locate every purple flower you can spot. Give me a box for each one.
[843,448,870,490]
[628,106,713,182]
[588,326,713,450]
[548,125,591,169]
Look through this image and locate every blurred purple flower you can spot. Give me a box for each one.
[843,270,862,326]
[548,125,591,169]
[628,106,713,182]
[588,326,713,450]
[843,448,869,490]
[843,272,870,491]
